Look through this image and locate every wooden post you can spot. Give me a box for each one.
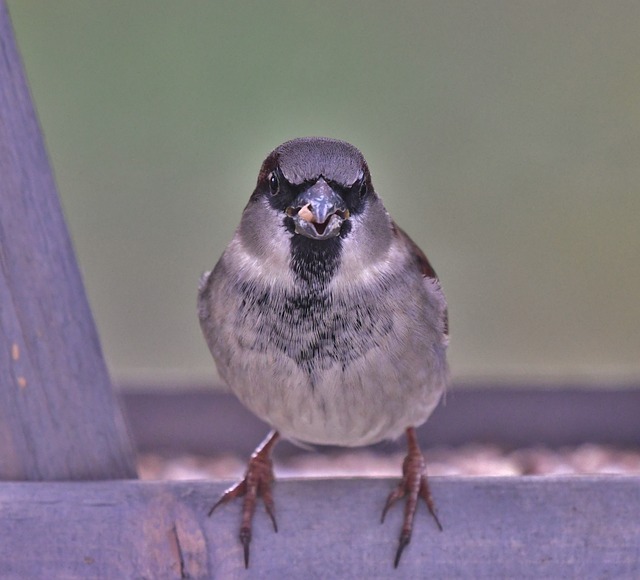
[0,1,136,480]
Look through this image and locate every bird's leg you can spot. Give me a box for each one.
[209,430,280,568]
[381,427,442,567]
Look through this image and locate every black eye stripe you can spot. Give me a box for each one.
[263,168,372,216]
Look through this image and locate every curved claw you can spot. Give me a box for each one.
[207,430,280,569]
[208,480,247,517]
[381,484,405,523]
[394,532,411,568]
[263,492,278,533]
[240,527,251,569]
[383,427,442,568]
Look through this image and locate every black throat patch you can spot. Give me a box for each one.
[287,221,342,286]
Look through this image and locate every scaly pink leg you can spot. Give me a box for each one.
[209,430,280,568]
[381,427,442,567]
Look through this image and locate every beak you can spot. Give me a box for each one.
[287,178,350,240]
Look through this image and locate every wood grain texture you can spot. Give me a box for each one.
[0,477,638,578]
[0,1,136,480]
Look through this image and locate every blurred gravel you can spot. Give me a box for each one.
[138,444,640,481]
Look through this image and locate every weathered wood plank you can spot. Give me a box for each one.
[0,477,638,578]
[0,1,136,480]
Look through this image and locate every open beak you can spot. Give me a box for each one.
[286,178,350,240]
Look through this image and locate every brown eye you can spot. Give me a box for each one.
[268,171,279,195]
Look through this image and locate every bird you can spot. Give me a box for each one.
[198,137,449,568]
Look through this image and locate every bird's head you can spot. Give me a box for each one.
[237,137,393,283]
[254,137,372,241]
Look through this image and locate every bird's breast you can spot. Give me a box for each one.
[234,280,394,376]
[204,264,446,446]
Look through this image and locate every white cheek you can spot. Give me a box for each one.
[232,209,294,288]
[330,220,400,292]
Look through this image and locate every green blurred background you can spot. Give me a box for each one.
[7,1,640,388]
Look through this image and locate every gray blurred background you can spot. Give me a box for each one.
[7,1,640,389]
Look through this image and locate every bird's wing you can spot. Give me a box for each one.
[391,221,449,338]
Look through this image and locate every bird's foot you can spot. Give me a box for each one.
[209,430,280,568]
[381,427,442,568]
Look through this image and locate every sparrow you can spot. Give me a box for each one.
[198,137,449,568]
